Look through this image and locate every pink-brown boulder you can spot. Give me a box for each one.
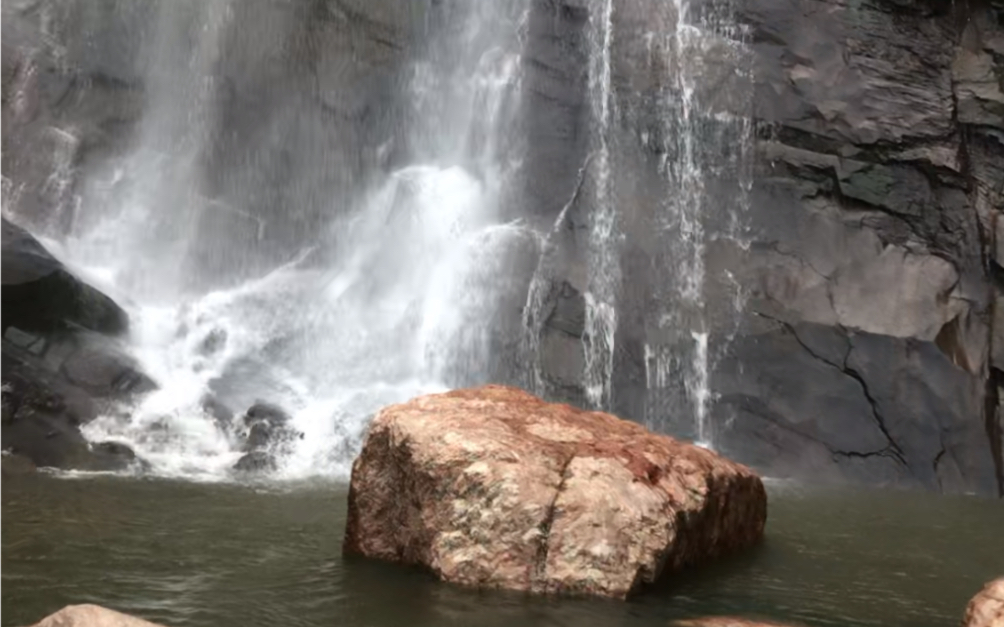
[963,578,1004,627]
[343,385,767,599]
[28,605,167,627]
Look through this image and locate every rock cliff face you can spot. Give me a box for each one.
[524,0,1004,496]
[3,0,1002,495]
[723,0,1004,496]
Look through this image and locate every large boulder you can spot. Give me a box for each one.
[343,385,767,599]
[963,578,1004,627]
[231,400,301,474]
[2,217,128,337]
[29,604,168,627]
[1,218,151,471]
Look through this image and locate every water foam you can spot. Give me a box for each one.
[70,165,516,481]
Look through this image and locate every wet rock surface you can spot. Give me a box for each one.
[233,450,277,474]
[231,401,301,472]
[344,385,767,599]
[721,0,1004,496]
[1,218,152,472]
[2,218,128,337]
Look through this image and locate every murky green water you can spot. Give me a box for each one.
[2,474,1001,627]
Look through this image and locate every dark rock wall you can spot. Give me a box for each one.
[716,0,1004,495]
[525,0,1003,496]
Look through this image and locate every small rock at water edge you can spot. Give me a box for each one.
[671,618,806,627]
[963,578,1004,627]
[29,604,169,627]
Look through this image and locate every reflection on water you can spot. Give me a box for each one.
[2,475,1001,627]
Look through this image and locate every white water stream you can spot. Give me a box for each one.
[45,1,529,481]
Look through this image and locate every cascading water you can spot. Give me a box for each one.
[52,0,531,481]
[582,0,621,411]
[641,0,753,446]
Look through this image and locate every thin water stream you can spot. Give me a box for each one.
[3,475,1001,627]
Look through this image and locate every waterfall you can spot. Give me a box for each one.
[54,0,531,480]
[64,0,235,301]
[14,0,755,480]
[582,0,621,412]
[641,0,753,445]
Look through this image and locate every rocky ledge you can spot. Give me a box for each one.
[343,385,767,599]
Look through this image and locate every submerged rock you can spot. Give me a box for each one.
[237,400,302,452]
[242,400,292,428]
[231,401,300,473]
[343,385,766,600]
[90,441,142,469]
[963,578,1004,627]
[29,604,168,627]
[233,450,277,473]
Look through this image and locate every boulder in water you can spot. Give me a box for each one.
[59,334,157,399]
[2,338,150,472]
[29,604,169,627]
[242,400,292,427]
[0,220,155,472]
[233,450,277,473]
[343,385,767,599]
[237,400,302,454]
[91,441,143,469]
[963,578,1004,627]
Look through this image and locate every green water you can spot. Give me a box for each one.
[2,474,1001,627]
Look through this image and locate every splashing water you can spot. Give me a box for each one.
[50,1,530,481]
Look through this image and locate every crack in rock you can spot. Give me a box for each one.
[840,359,908,467]
[533,452,575,585]
[933,444,947,491]
[755,312,908,466]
